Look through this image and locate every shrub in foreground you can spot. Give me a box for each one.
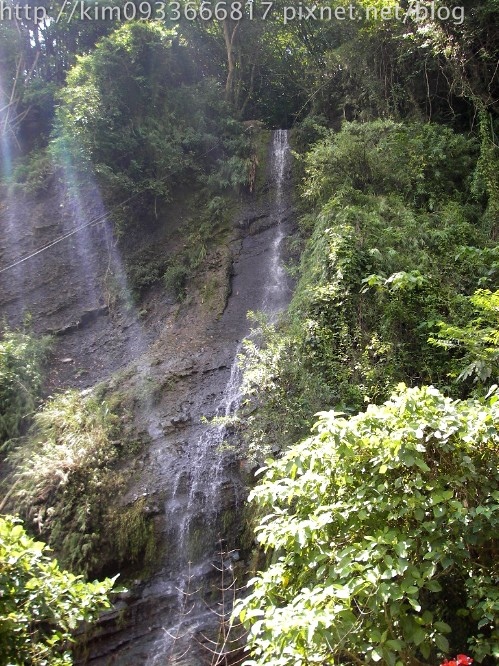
[236,385,498,665]
[0,515,116,665]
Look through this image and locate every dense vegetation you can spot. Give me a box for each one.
[236,385,498,665]
[237,112,498,663]
[1,0,498,664]
[52,22,255,235]
[241,119,495,456]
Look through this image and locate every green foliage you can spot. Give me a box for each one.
[8,148,54,195]
[0,515,115,666]
[302,121,476,209]
[241,120,492,458]
[11,390,118,499]
[240,313,335,459]
[290,115,328,154]
[112,497,156,568]
[163,260,189,301]
[430,289,499,385]
[473,110,499,225]
[161,194,233,302]
[126,249,168,296]
[235,385,499,665]
[52,22,251,235]
[123,178,237,300]
[0,328,51,449]
[206,154,253,191]
[8,388,153,577]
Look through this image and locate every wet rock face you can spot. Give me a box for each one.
[110,130,294,666]
[0,131,294,665]
[0,185,158,390]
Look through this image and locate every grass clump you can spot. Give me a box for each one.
[163,260,189,301]
[7,388,155,578]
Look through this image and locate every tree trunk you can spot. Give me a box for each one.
[222,19,240,103]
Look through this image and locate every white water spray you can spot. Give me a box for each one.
[262,129,290,317]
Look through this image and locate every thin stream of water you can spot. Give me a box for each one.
[262,129,290,317]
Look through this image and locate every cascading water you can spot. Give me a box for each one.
[166,343,244,568]
[262,130,291,317]
[91,130,292,666]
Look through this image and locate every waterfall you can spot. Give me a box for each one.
[169,344,244,565]
[272,129,288,209]
[262,129,291,317]
[145,130,292,665]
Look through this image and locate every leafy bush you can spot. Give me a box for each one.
[9,148,54,195]
[0,515,115,666]
[163,261,189,300]
[126,250,168,295]
[236,385,499,665]
[9,388,153,577]
[240,314,336,460]
[206,154,253,191]
[303,121,476,209]
[0,328,51,449]
[290,115,328,153]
